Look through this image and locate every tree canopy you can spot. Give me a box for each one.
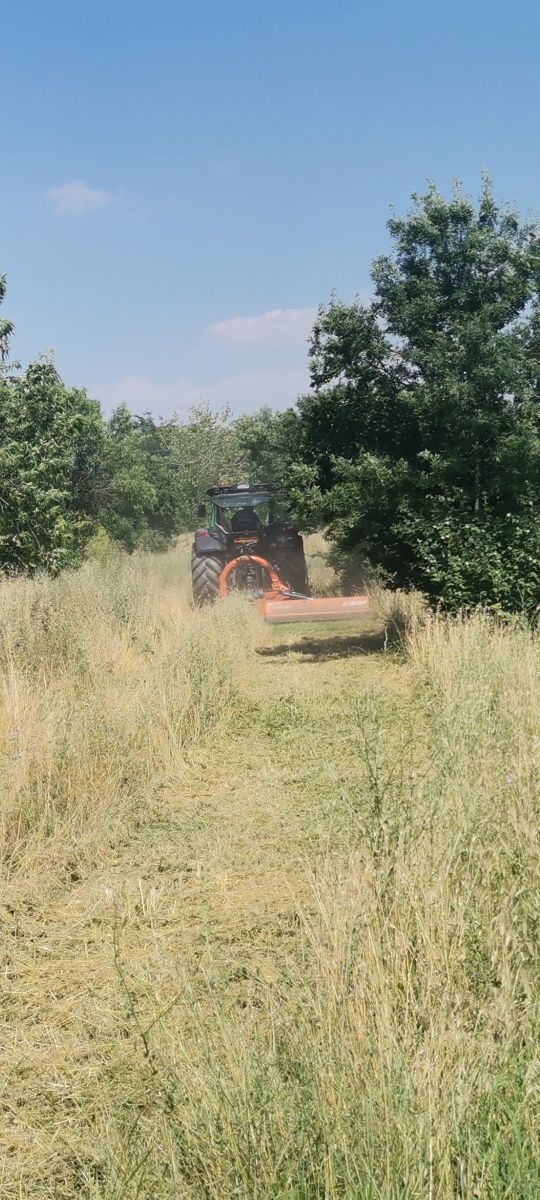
[0,349,106,573]
[295,178,540,612]
[0,275,14,364]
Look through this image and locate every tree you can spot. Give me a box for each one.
[0,358,106,572]
[296,178,540,612]
[101,402,245,550]
[163,403,244,531]
[0,278,109,573]
[0,275,14,364]
[233,406,303,490]
[101,406,163,551]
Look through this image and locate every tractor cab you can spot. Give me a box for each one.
[206,484,278,536]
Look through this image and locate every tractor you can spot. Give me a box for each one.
[191,482,370,626]
[191,483,309,606]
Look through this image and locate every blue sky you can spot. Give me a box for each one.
[2,0,540,417]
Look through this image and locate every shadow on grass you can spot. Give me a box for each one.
[257,629,397,662]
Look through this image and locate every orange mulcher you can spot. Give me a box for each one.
[218,552,369,625]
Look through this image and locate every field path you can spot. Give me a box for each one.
[1,586,411,1197]
[2,552,539,1198]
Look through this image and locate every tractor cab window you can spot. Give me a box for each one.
[230,507,262,532]
[211,492,277,531]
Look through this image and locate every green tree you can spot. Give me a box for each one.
[297,178,540,612]
[0,275,14,364]
[233,406,301,484]
[0,358,106,572]
[101,402,244,549]
[100,405,160,551]
[164,403,244,530]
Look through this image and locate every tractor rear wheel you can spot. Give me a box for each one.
[191,549,223,607]
[273,547,310,595]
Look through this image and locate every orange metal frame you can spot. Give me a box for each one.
[218,553,290,599]
[218,553,370,625]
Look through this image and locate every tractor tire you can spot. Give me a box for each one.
[273,547,310,596]
[191,549,223,607]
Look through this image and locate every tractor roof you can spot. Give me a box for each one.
[207,483,275,498]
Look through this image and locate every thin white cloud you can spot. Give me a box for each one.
[209,307,316,348]
[96,376,200,416]
[94,366,309,419]
[46,180,115,216]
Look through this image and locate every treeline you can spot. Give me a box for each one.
[2,176,540,612]
[0,289,292,572]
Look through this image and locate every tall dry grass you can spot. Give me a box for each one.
[0,545,538,1198]
[0,551,261,869]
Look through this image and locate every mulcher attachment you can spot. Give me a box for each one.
[219,554,369,626]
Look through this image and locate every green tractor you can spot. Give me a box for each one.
[191,483,310,606]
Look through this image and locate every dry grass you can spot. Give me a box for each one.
[0,541,539,1198]
[303,532,341,596]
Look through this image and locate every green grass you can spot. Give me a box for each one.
[0,540,538,1198]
